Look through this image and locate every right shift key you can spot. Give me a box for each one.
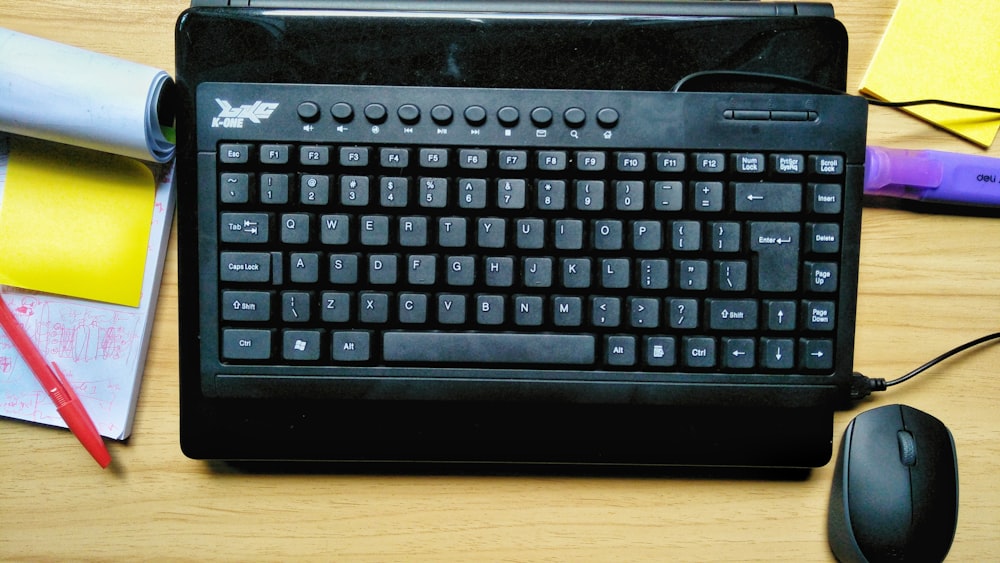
[750,222,800,292]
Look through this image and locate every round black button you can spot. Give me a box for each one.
[497,106,520,127]
[563,107,586,127]
[596,107,620,128]
[397,104,421,124]
[464,105,487,126]
[331,102,354,123]
[431,104,454,125]
[530,107,553,127]
[363,103,388,124]
[297,101,321,123]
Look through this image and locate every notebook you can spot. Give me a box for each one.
[175,1,867,468]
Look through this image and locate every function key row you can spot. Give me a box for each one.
[219,143,845,176]
[296,100,620,129]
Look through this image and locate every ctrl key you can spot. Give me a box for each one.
[223,329,272,360]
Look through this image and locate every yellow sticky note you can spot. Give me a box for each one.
[0,137,154,306]
[860,0,1000,148]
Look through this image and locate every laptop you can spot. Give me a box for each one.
[175,0,867,467]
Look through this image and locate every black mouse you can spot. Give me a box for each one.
[828,404,959,562]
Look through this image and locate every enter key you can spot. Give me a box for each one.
[750,222,800,292]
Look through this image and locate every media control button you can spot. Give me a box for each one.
[296,101,320,123]
[530,106,553,127]
[596,107,620,128]
[430,104,454,125]
[330,102,354,123]
[397,104,420,124]
[464,105,487,126]
[563,107,586,127]
[363,103,387,124]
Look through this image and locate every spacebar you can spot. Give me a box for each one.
[383,332,595,364]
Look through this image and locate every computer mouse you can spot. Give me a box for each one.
[827,404,958,562]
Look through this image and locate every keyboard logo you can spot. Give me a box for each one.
[211,99,279,128]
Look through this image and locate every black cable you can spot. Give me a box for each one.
[851,332,1000,401]
[670,70,1000,114]
[865,98,1000,114]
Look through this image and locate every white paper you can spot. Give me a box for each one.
[0,28,174,163]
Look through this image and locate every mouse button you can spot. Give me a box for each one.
[900,408,958,560]
[846,407,913,553]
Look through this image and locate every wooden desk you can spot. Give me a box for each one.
[2,1,998,560]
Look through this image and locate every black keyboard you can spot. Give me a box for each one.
[180,81,866,466]
[205,83,863,374]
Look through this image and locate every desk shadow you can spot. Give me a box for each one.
[205,459,811,482]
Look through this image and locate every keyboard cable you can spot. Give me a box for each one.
[850,331,1000,401]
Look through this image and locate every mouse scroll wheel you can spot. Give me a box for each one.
[897,430,917,466]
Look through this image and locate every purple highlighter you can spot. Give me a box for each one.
[864,146,1000,207]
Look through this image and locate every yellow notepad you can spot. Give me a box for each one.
[860,0,1000,148]
[0,137,154,306]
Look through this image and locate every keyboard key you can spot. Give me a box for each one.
[260,144,290,165]
[606,336,637,366]
[734,183,802,213]
[220,173,250,203]
[762,337,795,369]
[732,153,765,174]
[683,336,716,368]
[654,152,685,173]
[807,262,838,293]
[804,301,835,331]
[615,152,646,172]
[300,145,329,166]
[340,146,370,166]
[693,181,724,211]
[383,333,595,364]
[645,336,677,367]
[220,252,270,282]
[808,223,840,253]
[537,179,566,210]
[707,299,758,330]
[722,338,755,369]
[222,329,272,360]
[810,155,844,175]
[281,291,311,322]
[576,151,606,171]
[694,153,725,173]
[219,143,250,164]
[221,213,269,244]
[771,154,805,175]
[222,291,271,322]
[419,148,448,168]
[538,151,567,171]
[575,180,605,211]
[332,331,371,361]
[801,338,834,370]
[809,183,842,214]
[749,222,800,292]
[283,330,321,361]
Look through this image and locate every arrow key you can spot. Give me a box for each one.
[801,339,833,370]
[764,300,797,331]
[762,337,795,370]
[722,337,755,369]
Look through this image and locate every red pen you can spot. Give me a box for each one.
[0,296,111,468]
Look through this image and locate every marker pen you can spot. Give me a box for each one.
[864,146,1000,207]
